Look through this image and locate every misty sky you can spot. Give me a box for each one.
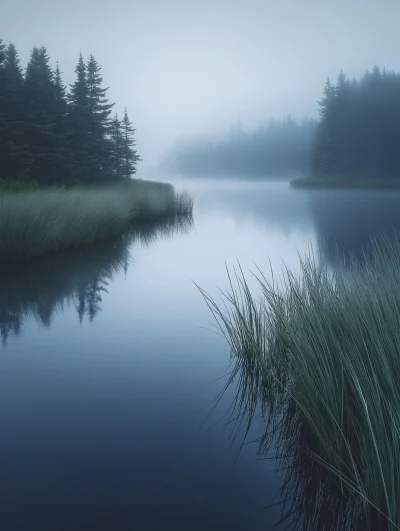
[1,0,399,169]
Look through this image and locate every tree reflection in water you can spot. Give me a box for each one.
[0,215,193,346]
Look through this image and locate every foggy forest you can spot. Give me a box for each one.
[0,41,140,185]
[165,66,400,183]
[1,1,400,531]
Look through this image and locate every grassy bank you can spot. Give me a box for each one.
[291,174,400,188]
[0,179,193,261]
[199,237,400,530]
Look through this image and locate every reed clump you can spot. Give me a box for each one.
[199,236,400,530]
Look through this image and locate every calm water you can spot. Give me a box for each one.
[1,180,400,531]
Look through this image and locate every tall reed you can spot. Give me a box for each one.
[198,236,400,530]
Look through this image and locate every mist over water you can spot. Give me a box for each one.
[0,181,399,529]
[2,0,400,528]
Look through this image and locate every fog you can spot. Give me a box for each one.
[2,0,399,169]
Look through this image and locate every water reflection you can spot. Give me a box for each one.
[197,181,312,234]
[0,215,193,346]
[226,358,384,531]
[3,181,400,529]
[309,189,400,265]
[195,182,400,266]
[194,183,400,529]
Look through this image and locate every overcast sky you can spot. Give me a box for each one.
[1,0,399,169]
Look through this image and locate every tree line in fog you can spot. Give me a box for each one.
[165,65,400,182]
[0,38,141,185]
[164,118,317,178]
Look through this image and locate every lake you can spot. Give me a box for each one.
[1,179,400,531]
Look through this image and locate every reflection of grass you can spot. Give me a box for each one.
[199,236,400,530]
[291,175,400,188]
[129,214,194,247]
[0,213,193,346]
[0,180,193,261]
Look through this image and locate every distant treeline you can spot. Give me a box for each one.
[0,38,140,185]
[164,117,317,178]
[165,65,400,182]
[312,66,400,180]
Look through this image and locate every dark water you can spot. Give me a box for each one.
[1,180,400,531]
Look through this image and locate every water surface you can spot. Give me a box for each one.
[1,180,400,531]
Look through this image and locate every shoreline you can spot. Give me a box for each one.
[290,176,400,189]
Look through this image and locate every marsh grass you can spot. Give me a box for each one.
[198,236,400,530]
[0,179,193,261]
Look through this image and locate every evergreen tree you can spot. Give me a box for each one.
[86,54,114,177]
[0,39,8,178]
[0,39,141,185]
[87,54,114,120]
[109,113,124,179]
[4,43,23,88]
[0,39,5,67]
[53,61,68,134]
[23,46,62,183]
[121,107,141,178]
[311,78,336,175]
[24,46,57,114]
[51,61,70,181]
[311,66,400,182]
[68,53,88,108]
[67,53,91,182]
[0,42,27,179]
[54,61,66,105]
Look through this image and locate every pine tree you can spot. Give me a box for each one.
[67,53,91,182]
[87,54,114,120]
[23,46,62,183]
[334,70,354,175]
[0,40,7,178]
[318,78,336,121]
[4,43,23,89]
[51,61,70,182]
[121,107,141,178]
[311,78,337,176]
[86,54,114,177]
[53,61,68,138]
[0,39,5,67]
[0,42,27,179]
[54,61,66,105]
[109,113,124,179]
[68,53,88,109]
[24,46,58,115]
